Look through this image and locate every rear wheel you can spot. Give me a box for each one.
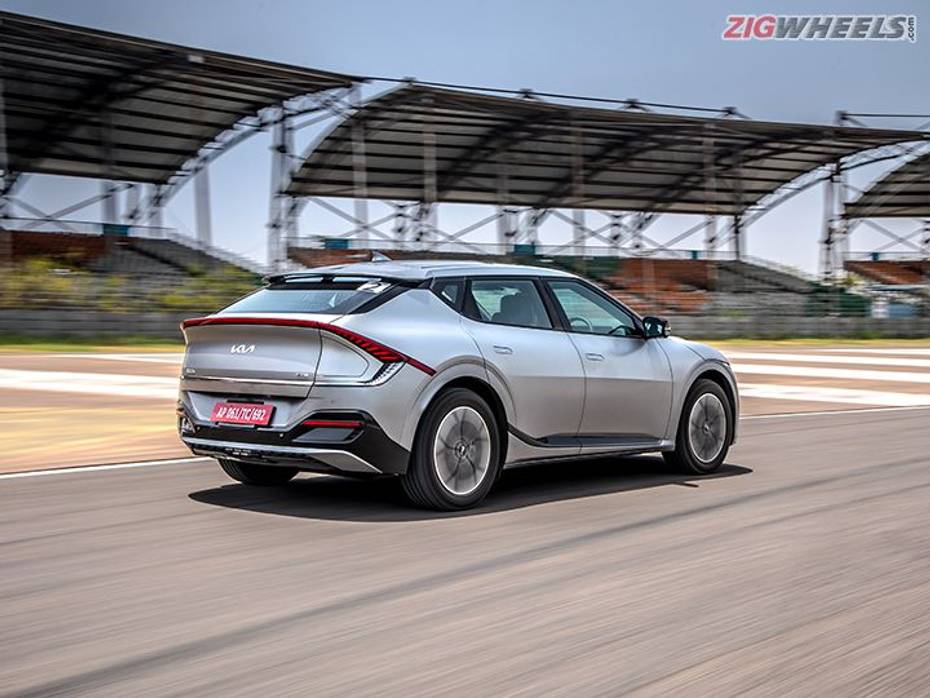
[663,379,732,475]
[401,388,501,510]
[218,459,298,486]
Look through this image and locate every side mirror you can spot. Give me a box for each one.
[642,316,670,339]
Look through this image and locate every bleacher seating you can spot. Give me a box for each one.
[86,243,188,279]
[288,245,819,316]
[716,260,814,294]
[7,230,107,265]
[604,259,712,314]
[4,231,250,277]
[845,260,929,286]
[130,237,237,274]
[1,230,257,313]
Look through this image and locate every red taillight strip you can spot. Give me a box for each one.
[181,316,435,375]
[302,419,364,429]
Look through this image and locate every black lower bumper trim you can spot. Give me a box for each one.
[179,410,410,475]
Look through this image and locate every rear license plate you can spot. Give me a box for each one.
[210,402,274,426]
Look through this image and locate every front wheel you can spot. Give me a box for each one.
[401,388,501,510]
[663,379,732,475]
[218,459,298,486]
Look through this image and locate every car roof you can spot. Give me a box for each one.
[271,259,580,282]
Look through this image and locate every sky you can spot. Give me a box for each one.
[4,0,930,271]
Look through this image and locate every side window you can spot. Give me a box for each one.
[466,279,552,329]
[431,279,463,309]
[547,280,639,337]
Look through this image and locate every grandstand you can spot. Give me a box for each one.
[287,244,819,317]
[0,11,928,336]
[845,259,929,287]
[0,227,258,314]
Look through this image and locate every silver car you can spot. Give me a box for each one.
[178,260,738,510]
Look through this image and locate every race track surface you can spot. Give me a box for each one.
[3,343,930,472]
[3,406,930,696]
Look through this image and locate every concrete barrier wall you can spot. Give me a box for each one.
[667,315,930,339]
[0,310,188,340]
[0,310,928,340]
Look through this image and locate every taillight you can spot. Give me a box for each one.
[181,316,435,375]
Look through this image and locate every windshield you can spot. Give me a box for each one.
[220,278,396,315]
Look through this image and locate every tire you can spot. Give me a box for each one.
[218,459,298,486]
[663,379,732,475]
[401,387,501,510]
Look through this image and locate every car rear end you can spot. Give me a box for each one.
[177,273,436,476]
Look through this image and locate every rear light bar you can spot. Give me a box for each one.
[302,419,364,429]
[181,316,435,375]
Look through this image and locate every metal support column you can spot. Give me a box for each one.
[836,158,850,280]
[100,181,118,224]
[702,126,718,259]
[820,163,838,282]
[194,165,212,249]
[267,109,289,271]
[100,96,118,236]
[280,115,297,249]
[149,184,166,234]
[631,214,644,254]
[393,203,410,248]
[284,197,300,250]
[572,210,586,257]
[125,184,140,225]
[571,121,585,256]
[732,214,742,260]
[496,207,507,250]
[731,146,745,261]
[526,209,539,246]
[495,155,511,252]
[350,85,368,240]
[609,213,624,255]
[421,95,438,248]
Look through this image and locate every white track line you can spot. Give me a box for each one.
[50,353,184,364]
[0,457,209,480]
[741,405,930,420]
[725,351,930,369]
[4,404,930,480]
[814,348,930,356]
[730,362,930,385]
[739,382,930,407]
[0,368,178,399]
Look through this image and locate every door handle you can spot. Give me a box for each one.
[585,352,605,361]
[493,345,513,355]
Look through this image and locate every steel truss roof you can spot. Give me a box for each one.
[846,151,930,218]
[287,85,925,216]
[0,11,356,185]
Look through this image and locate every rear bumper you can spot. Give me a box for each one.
[178,408,411,475]
[182,437,385,474]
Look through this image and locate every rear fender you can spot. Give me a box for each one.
[401,359,501,449]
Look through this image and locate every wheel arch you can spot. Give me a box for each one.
[411,375,510,463]
[684,366,739,445]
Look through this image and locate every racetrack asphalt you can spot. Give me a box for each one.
[3,344,930,472]
[2,405,930,696]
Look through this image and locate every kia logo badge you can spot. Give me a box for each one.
[230,344,255,354]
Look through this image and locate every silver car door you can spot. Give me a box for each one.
[544,278,673,441]
[462,277,585,444]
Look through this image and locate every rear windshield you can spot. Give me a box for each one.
[220,277,398,315]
